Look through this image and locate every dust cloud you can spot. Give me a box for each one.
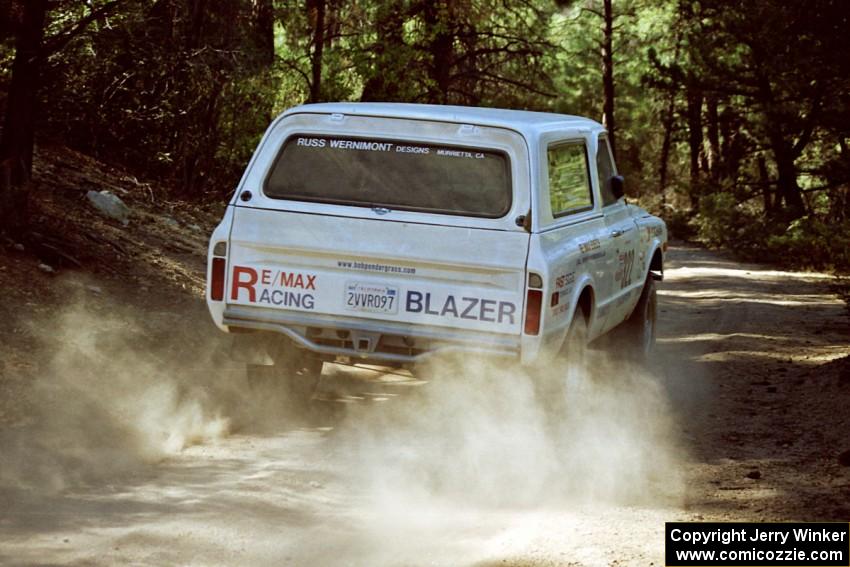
[1,281,686,565]
[288,352,685,566]
[0,282,290,493]
[336,353,683,506]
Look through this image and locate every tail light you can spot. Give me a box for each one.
[524,289,542,335]
[210,241,227,301]
[211,258,226,301]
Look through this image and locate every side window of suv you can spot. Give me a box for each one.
[547,141,592,217]
[597,136,618,207]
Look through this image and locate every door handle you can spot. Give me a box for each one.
[610,229,624,238]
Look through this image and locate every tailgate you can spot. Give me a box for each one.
[225,207,529,335]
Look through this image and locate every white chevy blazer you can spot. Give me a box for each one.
[206,103,667,397]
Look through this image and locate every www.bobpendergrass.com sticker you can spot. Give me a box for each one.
[665,522,849,566]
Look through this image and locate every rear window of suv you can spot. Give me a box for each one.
[264,135,512,218]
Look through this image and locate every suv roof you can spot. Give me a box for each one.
[282,102,604,139]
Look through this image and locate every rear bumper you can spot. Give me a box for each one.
[222,305,521,364]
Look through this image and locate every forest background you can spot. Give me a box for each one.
[2,0,848,271]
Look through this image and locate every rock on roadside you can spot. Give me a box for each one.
[86,190,131,225]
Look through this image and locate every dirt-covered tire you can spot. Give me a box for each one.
[561,306,589,367]
[247,343,323,404]
[533,307,589,416]
[622,276,657,362]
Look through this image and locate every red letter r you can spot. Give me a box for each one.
[231,266,257,302]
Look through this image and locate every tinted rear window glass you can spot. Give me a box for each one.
[264,135,511,217]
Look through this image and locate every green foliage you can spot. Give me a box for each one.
[38,0,279,197]
[693,193,752,249]
[765,217,850,272]
[18,0,565,197]
[1,0,848,272]
[692,194,850,271]
[357,0,558,106]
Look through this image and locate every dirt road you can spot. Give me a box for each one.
[1,244,848,566]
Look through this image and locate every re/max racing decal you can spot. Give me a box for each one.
[231,266,317,309]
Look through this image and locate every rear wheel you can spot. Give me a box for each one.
[623,276,657,362]
[534,307,589,416]
[561,306,589,367]
[247,341,323,404]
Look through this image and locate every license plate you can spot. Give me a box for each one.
[345,281,399,314]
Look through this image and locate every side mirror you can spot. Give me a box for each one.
[610,175,625,199]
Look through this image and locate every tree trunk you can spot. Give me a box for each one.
[185,0,207,49]
[772,143,805,219]
[601,0,616,156]
[657,89,676,206]
[761,116,804,219]
[0,0,48,234]
[360,3,406,102]
[719,106,743,182]
[705,94,720,182]
[685,84,703,210]
[423,0,454,104]
[838,137,849,222]
[757,155,772,216]
[252,0,275,67]
[0,3,13,42]
[308,0,326,103]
